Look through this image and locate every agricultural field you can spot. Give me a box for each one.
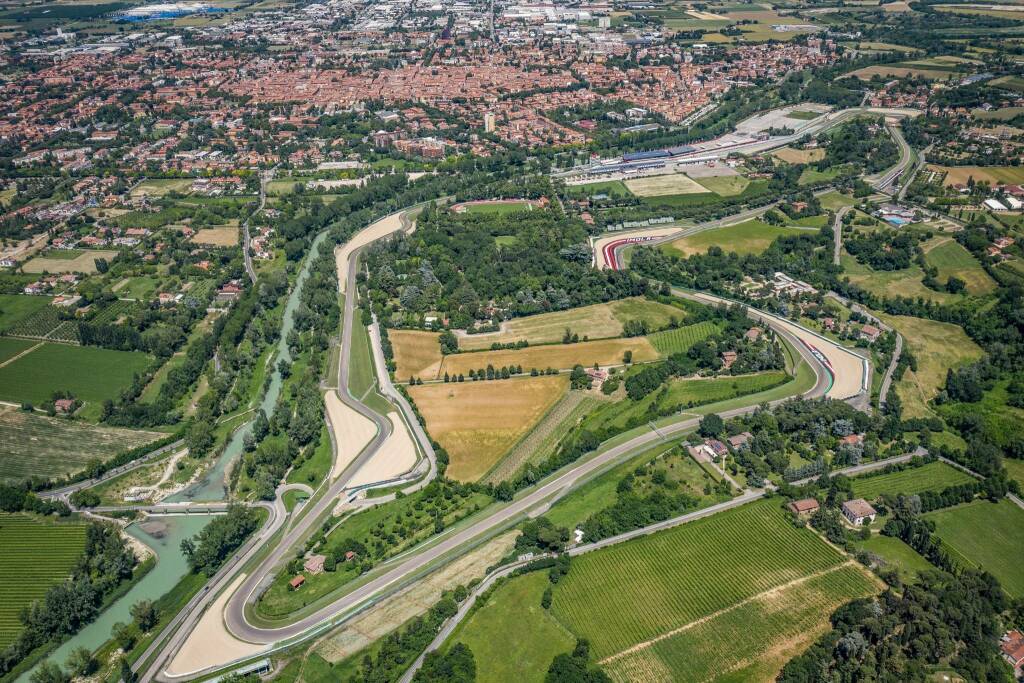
[565,180,632,197]
[772,146,826,164]
[548,499,879,678]
[850,461,975,500]
[457,297,685,351]
[922,237,996,295]
[0,337,36,364]
[408,375,568,481]
[661,220,814,258]
[389,329,442,380]
[0,342,152,408]
[0,294,50,332]
[0,406,164,483]
[130,178,194,198]
[459,201,532,215]
[647,320,720,354]
[191,226,239,246]
[438,337,660,379]
[932,165,1024,187]
[0,514,88,649]
[691,174,749,197]
[624,173,708,197]
[991,75,1024,93]
[448,571,575,683]
[22,249,118,274]
[2,304,79,343]
[876,313,983,418]
[926,499,1024,597]
[847,64,958,81]
[818,190,858,211]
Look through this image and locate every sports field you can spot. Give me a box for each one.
[923,237,997,295]
[408,375,568,481]
[662,220,814,258]
[0,406,163,483]
[0,514,88,648]
[876,313,983,418]
[438,337,660,379]
[22,249,118,274]
[0,342,152,407]
[457,298,685,351]
[550,499,880,679]
[624,173,708,197]
[389,329,442,379]
[926,498,1024,597]
[850,461,975,500]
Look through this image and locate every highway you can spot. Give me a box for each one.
[870,124,914,194]
[832,206,851,266]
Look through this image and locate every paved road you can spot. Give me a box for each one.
[871,124,914,194]
[878,332,903,410]
[832,206,851,266]
[41,439,185,501]
[897,145,929,202]
[242,168,274,283]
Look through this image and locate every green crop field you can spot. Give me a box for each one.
[926,498,1024,597]
[850,461,975,500]
[0,406,163,483]
[547,499,879,678]
[0,343,151,407]
[0,337,36,364]
[647,320,720,354]
[0,294,51,333]
[0,514,88,648]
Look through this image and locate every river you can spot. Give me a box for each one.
[17,515,215,683]
[166,229,330,503]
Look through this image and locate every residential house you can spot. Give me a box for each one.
[727,432,752,450]
[841,498,877,526]
[303,554,327,575]
[1000,630,1024,677]
[789,498,820,516]
[859,324,881,343]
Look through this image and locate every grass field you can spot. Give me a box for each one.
[0,342,152,407]
[22,249,118,274]
[847,64,957,80]
[0,514,88,648]
[819,190,857,211]
[0,337,36,364]
[772,147,826,164]
[457,298,684,351]
[647,321,720,354]
[389,329,442,380]
[876,313,984,418]
[932,165,1024,187]
[841,253,962,306]
[449,571,575,683]
[926,499,1024,597]
[854,534,933,584]
[549,499,879,679]
[565,180,633,197]
[662,220,813,258]
[850,461,975,500]
[922,237,997,295]
[991,75,1024,93]
[694,175,750,196]
[191,227,239,246]
[130,178,194,197]
[1005,459,1024,490]
[0,294,51,332]
[460,201,531,215]
[625,173,708,197]
[0,406,163,483]
[438,337,660,379]
[408,375,569,482]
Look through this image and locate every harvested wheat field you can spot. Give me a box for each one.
[438,337,659,379]
[22,250,118,274]
[191,227,239,247]
[625,173,708,197]
[389,329,442,380]
[408,375,568,481]
[772,147,826,164]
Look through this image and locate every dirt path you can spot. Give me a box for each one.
[0,341,42,369]
[598,561,861,666]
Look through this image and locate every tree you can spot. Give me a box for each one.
[699,413,724,437]
[414,643,475,682]
[545,640,610,683]
[65,647,97,677]
[113,621,136,651]
[569,365,592,390]
[131,599,158,632]
[29,661,67,683]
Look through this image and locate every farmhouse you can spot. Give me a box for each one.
[842,499,877,526]
[789,498,820,516]
[858,324,881,343]
[303,554,327,575]
[1000,630,1024,676]
[727,432,752,450]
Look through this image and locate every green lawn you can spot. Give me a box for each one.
[348,310,376,398]
[850,461,975,500]
[462,201,531,215]
[448,571,575,683]
[0,294,51,332]
[1005,459,1024,490]
[695,175,750,197]
[854,534,933,584]
[799,166,843,185]
[0,514,87,648]
[922,237,997,295]
[661,220,813,258]
[818,190,857,211]
[566,180,632,197]
[926,498,1024,597]
[0,343,152,406]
